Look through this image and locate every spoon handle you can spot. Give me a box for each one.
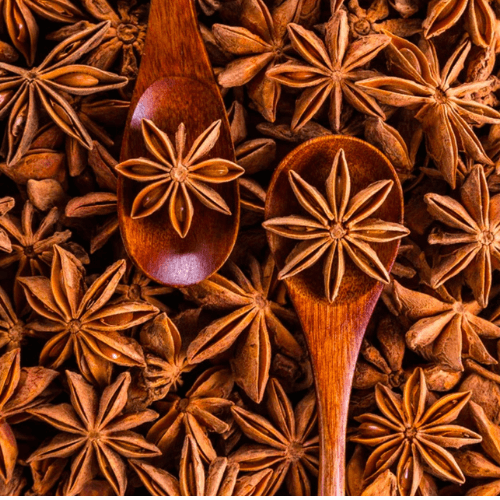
[289,285,384,495]
[131,0,217,105]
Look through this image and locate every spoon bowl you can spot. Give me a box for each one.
[265,135,404,495]
[118,0,239,287]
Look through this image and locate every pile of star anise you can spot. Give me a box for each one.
[3,0,500,496]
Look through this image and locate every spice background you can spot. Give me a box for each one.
[2,0,500,495]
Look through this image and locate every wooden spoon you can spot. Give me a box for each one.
[118,0,239,287]
[264,136,404,495]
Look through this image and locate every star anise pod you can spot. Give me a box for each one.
[423,0,496,48]
[388,279,500,370]
[354,314,407,390]
[230,378,319,495]
[0,0,85,65]
[347,0,421,39]
[0,348,58,483]
[425,164,500,307]
[0,22,128,165]
[131,434,274,496]
[357,34,500,188]
[0,285,33,351]
[266,9,390,131]
[0,196,14,252]
[27,370,161,495]
[49,0,148,82]
[351,367,481,495]
[212,0,302,122]
[455,401,500,495]
[115,265,173,314]
[185,254,303,403]
[115,118,244,238]
[263,148,409,302]
[147,366,234,463]
[138,313,196,403]
[18,245,158,386]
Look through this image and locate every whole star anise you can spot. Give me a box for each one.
[0,22,128,165]
[352,367,481,495]
[357,34,500,188]
[18,245,158,386]
[266,9,390,131]
[28,370,161,495]
[230,378,319,495]
[115,118,244,238]
[212,0,302,122]
[425,164,500,307]
[263,148,409,302]
[186,255,303,403]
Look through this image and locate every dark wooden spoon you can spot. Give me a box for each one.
[118,0,239,287]
[264,136,404,495]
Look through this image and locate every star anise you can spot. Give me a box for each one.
[0,0,84,65]
[0,196,14,252]
[423,0,496,47]
[0,285,33,351]
[131,434,274,496]
[263,148,409,302]
[49,0,148,82]
[212,0,302,122]
[27,370,161,495]
[357,34,500,188]
[186,255,303,403]
[0,22,128,166]
[266,9,390,131]
[347,0,421,39]
[0,201,72,275]
[230,378,319,495]
[115,118,244,238]
[388,279,500,370]
[147,366,234,463]
[0,348,58,483]
[455,401,500,495]
[115,264,173,314]
[138,313,196,404]
[351,367,481,495]
[354,314,407,390]
[18,245,158,386]
[425,165,500,307]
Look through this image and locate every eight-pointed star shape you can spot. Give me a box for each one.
[263,148,409,302]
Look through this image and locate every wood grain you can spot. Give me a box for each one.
[118,0,239,287]
[265,136,404,495]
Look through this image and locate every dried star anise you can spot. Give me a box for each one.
[18,245,157,386]
[263,148,409,302]
[115,119,244,237]
[28,370,161,495]
[352,367,481,495]
[0,22,128,165]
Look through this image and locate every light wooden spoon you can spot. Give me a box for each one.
[264,136,404,495]
[118,0,239,287]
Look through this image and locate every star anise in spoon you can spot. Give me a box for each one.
[115,118,244,238]
[263,148,409,302]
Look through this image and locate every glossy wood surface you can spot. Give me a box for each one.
[265,136,404,496]
[118,0,239,286]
